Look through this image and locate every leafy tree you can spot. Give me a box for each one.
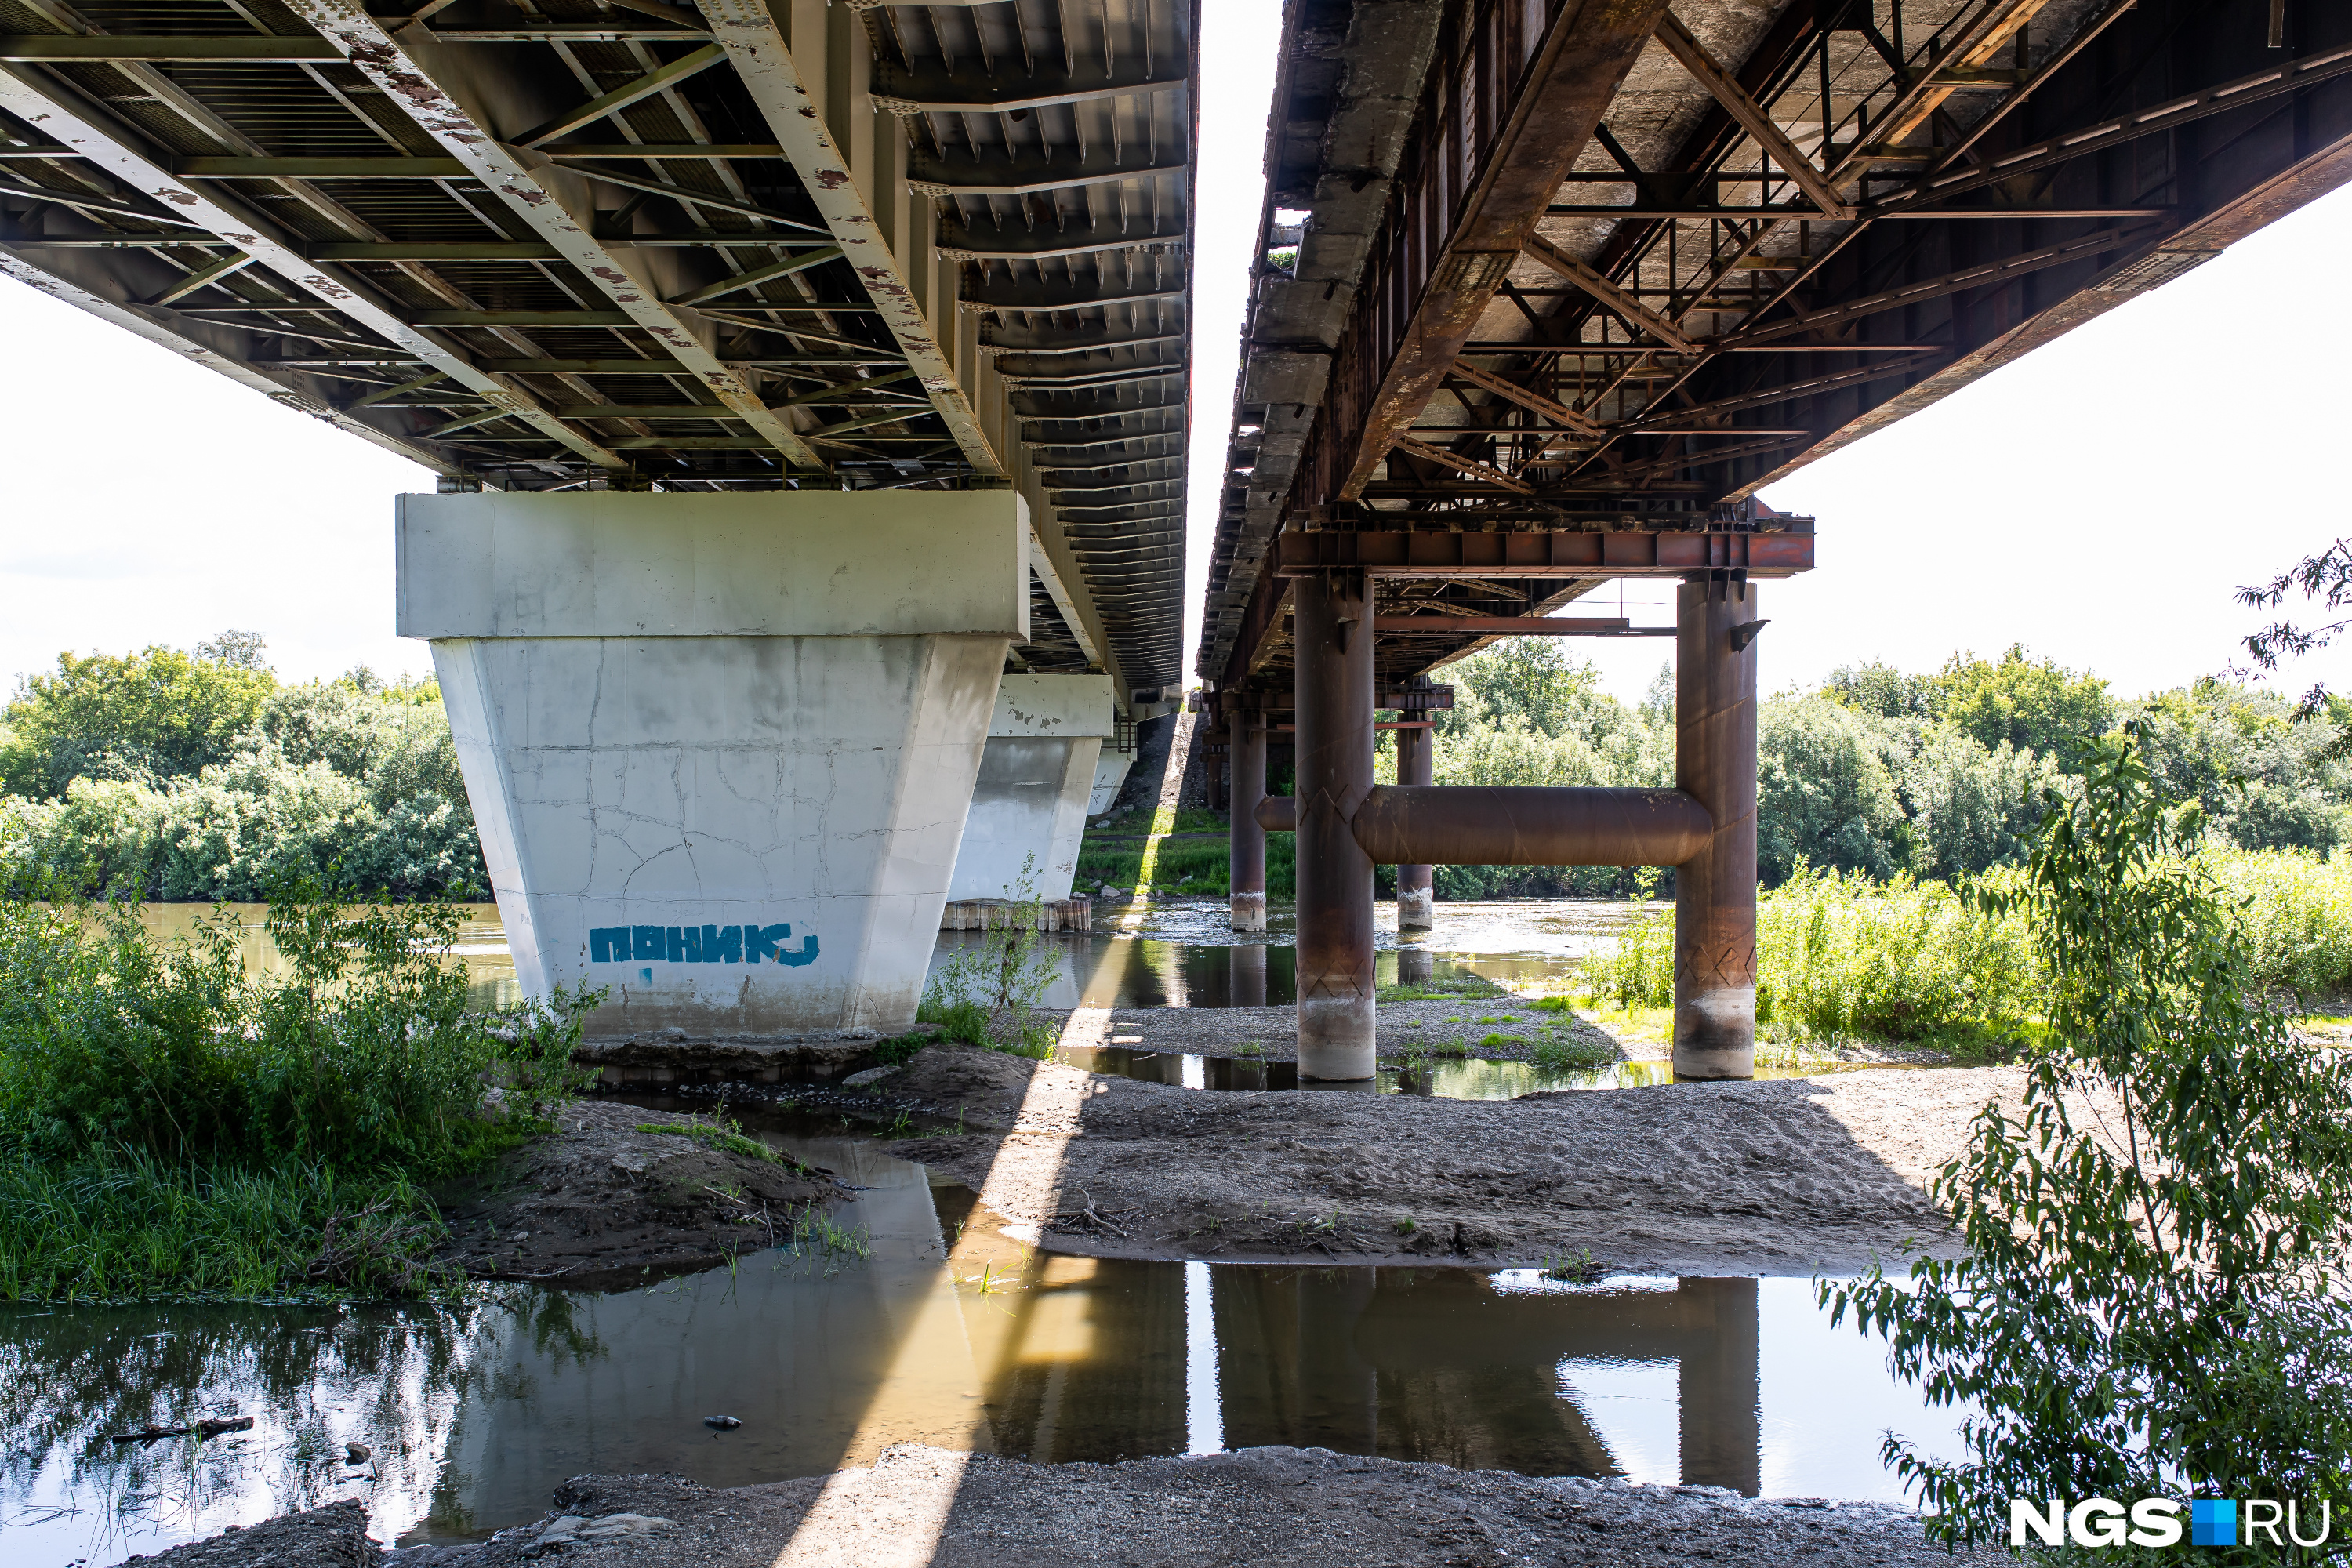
[2238,537,2350,713]
[1756,699,1908,884]
[1436,638,1600,739]
[1821,659,1935,720]
[1,638,276,799]
[1824,736,2352,1554]
[1933,644,2114,757]
[1897,724,2056,881]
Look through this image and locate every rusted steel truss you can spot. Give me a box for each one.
[1202,0,2352,695]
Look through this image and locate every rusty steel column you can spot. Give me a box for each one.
[1229,710,1267,931]
[1394,722,1435,930]
[1294,570,1377,1080]
[1674,575,1760,1080]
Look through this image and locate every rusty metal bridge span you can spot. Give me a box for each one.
[1202,0,2352,1078]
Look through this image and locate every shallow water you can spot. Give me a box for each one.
[129,902,522,1011]
[0,1103,1971,1566]
[1055,1046,1890,1098]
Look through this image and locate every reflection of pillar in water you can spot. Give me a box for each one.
[1394,720,1434,929]
[1675,1276,1760,1496]
[1229,943,1268,1008]
[1396,946,1433,986]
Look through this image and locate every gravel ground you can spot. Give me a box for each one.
[1033,995,1979,1071]
[131,1448,2000,1567]
[864,1041,2001,1275]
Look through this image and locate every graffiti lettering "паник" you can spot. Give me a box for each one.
[588,924,818,966]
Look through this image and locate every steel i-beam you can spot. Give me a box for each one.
[694,0,1001,475]
[281,0,824,471]
[0,63,622,469]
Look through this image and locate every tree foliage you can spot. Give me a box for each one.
[2,639,483,901]
[0,641,277,798]
[2238,536,2351,713]
[1823,736,2352,1552]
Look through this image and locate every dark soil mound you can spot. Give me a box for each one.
[434,1101,840,1289]
[124,1499,379,1565]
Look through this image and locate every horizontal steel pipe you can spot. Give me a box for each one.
[1348,786,1711,867]
[1254,795,1297,833]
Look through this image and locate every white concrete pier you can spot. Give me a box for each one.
[399,488,1028,1037]
[946,672,1115,905]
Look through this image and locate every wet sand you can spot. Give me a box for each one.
[433,1102,840,1287]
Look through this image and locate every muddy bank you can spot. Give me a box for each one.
[862,1044,1998,1275]
[434,1102,841,1289]
[136,1447,1994,1566]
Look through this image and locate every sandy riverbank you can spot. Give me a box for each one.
[861,1040,2009,1276]
[139,1447,2000,1567]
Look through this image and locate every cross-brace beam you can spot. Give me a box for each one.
[284,0,826,470]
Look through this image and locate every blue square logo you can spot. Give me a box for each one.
[2191,1499,2238,1547]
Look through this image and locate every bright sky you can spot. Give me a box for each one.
[2,1,2345,708]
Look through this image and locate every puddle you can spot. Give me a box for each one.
[0,1101,1971,1566]
[929,898,1662,1008]
[1054,1046,1891,1097]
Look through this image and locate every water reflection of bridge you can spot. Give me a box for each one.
[437,1163,1770,1537]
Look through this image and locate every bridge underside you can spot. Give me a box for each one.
[1205,0,2352,1077]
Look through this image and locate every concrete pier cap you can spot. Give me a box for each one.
[397,488,1030,1040]
[948,672,1117,905]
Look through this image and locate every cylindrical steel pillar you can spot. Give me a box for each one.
[1394,723,1435,929]
[1674,575,1759,1080]
[1294,570,1377,1080]
[1229,710,1267,931]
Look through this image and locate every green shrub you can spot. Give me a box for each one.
[1530,1036,1615,1072]
[0,886,596,1300]
[2202,846,2352,996]
[1824,735,2352,1551]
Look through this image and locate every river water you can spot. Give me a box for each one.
[0,1104,1969,1566]
[126,895,1661,1013]
[0,899,1964,1563]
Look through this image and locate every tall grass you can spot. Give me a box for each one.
[2205,847,2352,996]
[1582,846,2352,1046]
[0,887,596,1300]
[1587,866,2036,1047]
